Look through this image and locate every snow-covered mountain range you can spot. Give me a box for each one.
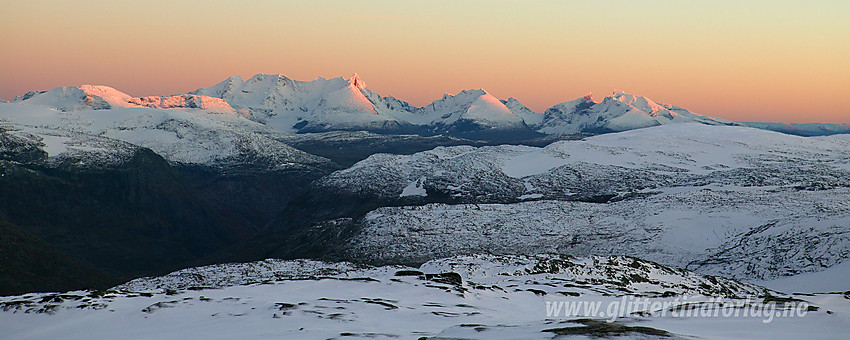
[188,73,538,137]
[9,74,847,139]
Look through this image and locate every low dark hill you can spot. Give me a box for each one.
[0,149,257,284]
[0,220,115,295]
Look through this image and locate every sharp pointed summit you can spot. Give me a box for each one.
[349,73,366,89]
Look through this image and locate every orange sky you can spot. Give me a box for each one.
[1,1,848,123]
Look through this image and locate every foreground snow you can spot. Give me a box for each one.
[760,261,850,293]
[1,255,847,339]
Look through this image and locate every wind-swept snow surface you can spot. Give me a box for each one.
[1,255,847,339]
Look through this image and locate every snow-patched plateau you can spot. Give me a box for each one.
[318,124,850,203]
[302,125,850,281]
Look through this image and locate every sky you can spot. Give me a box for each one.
[1,0,848,123]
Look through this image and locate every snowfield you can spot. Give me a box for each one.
[3,254,848,340]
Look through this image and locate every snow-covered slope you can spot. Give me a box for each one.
[760,260,850,293]
[742,121,850,136]
[305,125,850,280]
[11,85,237,113]
[2,254,847,339]
[341,186,850,281]
[0,102,332,168]
[127,94,237,113]
[503,96,544,126]
[115,254,765,297]
[0,125,140,169]
[416,89,528,131]
[317,124,850,202]
[538,91,736,134]
[12,85,137,111]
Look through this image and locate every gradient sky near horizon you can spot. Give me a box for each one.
[1,1,848,123]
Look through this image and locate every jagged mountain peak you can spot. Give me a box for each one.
[438,89,486,101]
[502,96,535,109]
[348,73,366,89]
[603,90,667,117]
[502,97,543,127]
[503,97,522,105]
[428,89,505,111]
[501,97,534,113]
[191,73,402,132]
[413,88,531,135]
[188,75,244,99]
